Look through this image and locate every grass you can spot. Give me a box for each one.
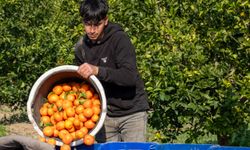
[147,131,217,144]
[146,125,217,144]
[0,104,28,138]
[173,133,217,144]
[147,124,250,147]
[0,124,7,137]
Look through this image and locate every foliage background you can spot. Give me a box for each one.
[0,0,249,146]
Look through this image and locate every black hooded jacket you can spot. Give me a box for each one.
[74,22,150,117]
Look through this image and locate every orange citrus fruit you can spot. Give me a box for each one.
[39,136,46,142]
[60,144,71,150]
[80,127,88,136]
[84,120,95,129]
[40,107,48,116]
[43,126,54,137]
[91,114,99,122]
[64,120,73,130]
[47,138,56,145]
[75,130,85,139]
[65,107,75,118]
[85,90,93,99]
[56,121,65,131]
[48,93,59,104]
[83,134,95,146]
[92,106,101,115]
[75,105,84,115]
[62,84,71,92]
[53,85,63,95]
[83,108,93,118]
[62,133,73,145]
[83,100,93,108]
[40,116,51,124]
[78,113,87,122]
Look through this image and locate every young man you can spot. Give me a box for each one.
[75,0,150,142]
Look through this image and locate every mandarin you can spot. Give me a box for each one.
[62,84,71,92]
[48,94,59,104]
[80,127,88,136]
[83,134,95,146]
[83,100,93,108]
[52,85,63,95]
[70,132,77,140]
[75,130,84,139]
[38,136,46,142]
[73,118,81,128]
[64,120,73,130]
[59,92,66,100]
[65,107,75,118]
[40,107,48,116]
[83,108,93,118]
[84,120,95,129]
[62,133,73,145]
[47,138,56,145]
[75,105,84,115]
[47,108,54,116]
[66,93,76,101]
[92,106,101,115]
[85,90,93,99]
[56,121,65,131]
[40,116,51,124]
[54,112,63,122]
[53,129,59,137]
[59,129,69,140]
[91,114,99,122]
[63,100,73,110]
[60,144,71,150]
[81,84,89,91]
[43,126,54,137]
[78,113,87,122]
[92,99,101,106]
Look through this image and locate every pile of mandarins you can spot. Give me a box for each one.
[38,81,101,150]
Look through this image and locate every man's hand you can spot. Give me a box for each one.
[77,63,99,79]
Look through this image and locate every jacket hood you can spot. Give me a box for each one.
[84,22,123,45]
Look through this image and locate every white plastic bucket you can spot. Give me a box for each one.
[27,65,107,146]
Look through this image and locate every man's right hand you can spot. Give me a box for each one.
[77,63,99,79]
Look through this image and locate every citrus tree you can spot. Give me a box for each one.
[108,0,250,146]
[0,0,81,105]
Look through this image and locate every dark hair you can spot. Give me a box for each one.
[79,0,109,24]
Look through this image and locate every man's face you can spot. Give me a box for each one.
[84,18,108,41]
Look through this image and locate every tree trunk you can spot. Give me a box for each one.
[217,134,230,146]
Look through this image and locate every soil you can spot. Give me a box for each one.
[0,105,39,139]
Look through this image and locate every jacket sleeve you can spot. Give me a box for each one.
[0,135,54,150]
[97,32,138,87]
[74,37,85,66]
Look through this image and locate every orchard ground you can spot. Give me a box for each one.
[0,105,38,138]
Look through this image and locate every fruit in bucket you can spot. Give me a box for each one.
[39,81,101,148]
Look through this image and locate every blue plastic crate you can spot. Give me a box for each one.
[73,143,101,150]
[55,142,157,150]
[157,143,214,150]
[55,142,250,150]
[99,142,157,150]
[210,145,250,150]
